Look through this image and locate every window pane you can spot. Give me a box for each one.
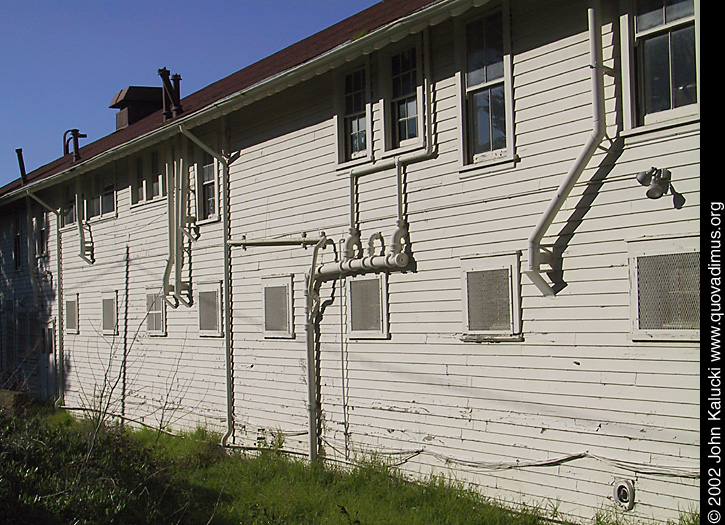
[264,285,289,333]
[102,186,115,215]
[350,279,382,332]
[484,12,504,81]
[86,196,100,219]
[642,32,671,115]
[637,0,665,31]
[666,0,694,23]
[670,25,697,108]
[470,89,491,154]
[467,13,503,88]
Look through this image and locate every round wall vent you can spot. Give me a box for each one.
[613,479,635,511]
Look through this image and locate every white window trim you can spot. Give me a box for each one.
[619,0,700,133]
[627,235,699,342]
[334,61,373,168]
[262,274,295,339]
[65,293,79,335]
[101,290,118,336]
[145,288,167,337]
[460,251,522,342]
[379,35,426,155]
[455,2,515,171]
[197,281,223,337]
[346,273,389,340]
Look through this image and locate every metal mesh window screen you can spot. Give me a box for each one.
[66,299,78,331]
[199,290,219,332]
[264,285,289,333]
[467,268,511,332]
[102,297,116,333]
[637,251,700,330]
[350,278,382,332]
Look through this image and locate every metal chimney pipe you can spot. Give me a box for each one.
[16,148,27,185]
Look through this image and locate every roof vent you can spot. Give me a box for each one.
[109,86,164,130]
[63,129,87,161]
[158,67,183,121]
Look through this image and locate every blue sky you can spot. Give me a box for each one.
[0,0,380,189]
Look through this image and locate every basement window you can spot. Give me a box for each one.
[146,289,166,336]
[102,291,118,336]
[262,275,294,339]
[198,281,223,337]
[347,274,389,339]
[65,293,79,334]
[628,236,699,341]
[460,252,522,341]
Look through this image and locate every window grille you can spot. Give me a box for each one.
[636,251,700,331]
[198,282,223,337]
[466,268,511,332]
[262,275,294,338]
[348,274,388,339]
[461,251,521,340]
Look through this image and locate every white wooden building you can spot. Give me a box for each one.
[0,0,700,520]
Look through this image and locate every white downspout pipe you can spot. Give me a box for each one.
[163,149,177,307]
[525,2,606,297]
[26,190,65,406]
[178,123,234,448]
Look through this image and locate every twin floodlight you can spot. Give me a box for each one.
[635,167,671,200]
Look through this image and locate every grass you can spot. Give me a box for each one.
[0,404,700,524]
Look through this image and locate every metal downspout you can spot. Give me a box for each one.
[178,124,234,448]
[525,1,606,296]
[163,151,177,307]
[25,190,65,406]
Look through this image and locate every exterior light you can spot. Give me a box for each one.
[635,167,671,200]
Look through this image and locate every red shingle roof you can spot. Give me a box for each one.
[1,0,438,198]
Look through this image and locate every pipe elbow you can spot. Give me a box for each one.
[389,222,409,255]
[343,229,362,260]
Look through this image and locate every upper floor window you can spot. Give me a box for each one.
[198,151,218,222]
[635,0,697,125]
[34,209,48,257]
[132,150,166,205]
[381,40,424,152]
[84,172,115,221]
[344,68,369,160]
[458,7,513,167]
[61,183,76,227]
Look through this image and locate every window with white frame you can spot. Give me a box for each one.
[102,291,118,336]
[65,294,79,334]
[628,236,699,340]
[132,150,166,205]
[84,172,115,221]
[623,0,698,128]
[458,6,513,166]
[198,151,218,222]
[34,209,48,258]
[340,66,370,162]
[380,39,424,152]
[61,183,76,227]
[146,290,166,336]
[461,252,522,341]
[12,213,22,271]
[347,274,389,339]
[198,281,223,337]
[262,275,294,338]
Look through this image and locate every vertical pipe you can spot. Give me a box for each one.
[525,1,605,296]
